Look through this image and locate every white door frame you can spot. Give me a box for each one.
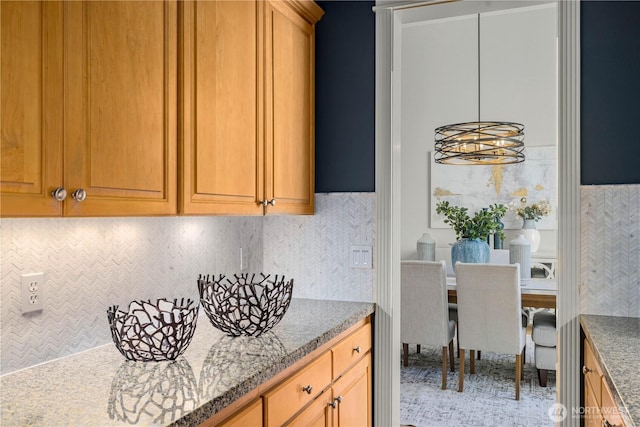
[373,1,580,425]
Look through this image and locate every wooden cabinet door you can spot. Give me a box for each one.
[332,354,371,427]
[217,398,263,427]
[1,1,64,216]
[288,389,332,427]
[264,1,322,215]
[64,1,177,216]
[180,0,264,215]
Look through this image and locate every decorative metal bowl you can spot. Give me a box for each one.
[107,298,199,362]
[198,273,294,337]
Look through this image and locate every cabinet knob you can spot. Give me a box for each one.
[262,199,276,207]
[302,385,313,394]
[603,421,617,427]
[582,366,592,375]
[353,346,362,354]
[328,399,338,409]
[328,396,343,408]
[71,188,87,202]
[51,187,67,201]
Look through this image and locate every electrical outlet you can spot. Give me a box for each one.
[350,245,373,269]
[21,272,44,314]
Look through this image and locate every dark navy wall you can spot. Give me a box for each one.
[313,1,640,190]
[581,1,640,185]
[315,1,375,192]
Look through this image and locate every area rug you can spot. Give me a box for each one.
[400,334,556,427]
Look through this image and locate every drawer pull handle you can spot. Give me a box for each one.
[353,346,362,354]
[302,385,313,394]
[582,366,592,375]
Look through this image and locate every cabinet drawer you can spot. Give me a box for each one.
[332,323,371,379]
[218,399,262,427]
[584,338,603,407]
[263,351,332,427]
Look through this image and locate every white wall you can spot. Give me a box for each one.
[399,3,558,260]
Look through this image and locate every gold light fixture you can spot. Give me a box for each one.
[434,121,525,165]
[434,14,525,165]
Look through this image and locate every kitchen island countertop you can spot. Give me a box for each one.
[581,314,640,427]
[1,298,375,426]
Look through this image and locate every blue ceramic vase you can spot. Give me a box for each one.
[451,238,490,271]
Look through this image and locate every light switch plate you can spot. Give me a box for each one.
[350,245,373,269]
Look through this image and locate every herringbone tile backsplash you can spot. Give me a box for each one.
[581,184,640,317]
[0,193,375,374]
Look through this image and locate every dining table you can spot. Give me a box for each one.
[446,276,557,309]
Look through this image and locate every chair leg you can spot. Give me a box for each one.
[538,368,549,387]
[448,340,455,372]
[515,354,522,400]
[521,347,526,380]
[455,322,459,358]
[403,343,408,367]
[458,349,465,392]
[417,344,421,354]
[469,350,475,374]
[477,350,481,360]
[441,346,447,390]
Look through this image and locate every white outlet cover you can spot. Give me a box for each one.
[21,272,44,314]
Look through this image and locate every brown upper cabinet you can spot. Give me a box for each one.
[1,0,322,217]
[180,0,322,215]
[1,1,178,217]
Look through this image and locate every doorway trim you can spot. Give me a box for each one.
[373,1,580,425]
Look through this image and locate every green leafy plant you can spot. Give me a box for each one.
[436,201,507,241]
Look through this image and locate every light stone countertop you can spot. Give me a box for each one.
[581,314,640,427]
[0,299,375,427]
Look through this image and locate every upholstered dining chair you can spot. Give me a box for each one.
[401,260,456,390]
[455,262,527,400]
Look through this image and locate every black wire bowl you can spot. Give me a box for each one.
[107,298,199,362]
[198,273,294,337]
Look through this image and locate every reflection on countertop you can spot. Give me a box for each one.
[0,299,375,426]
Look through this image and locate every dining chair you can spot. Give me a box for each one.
[401,260,456,390]
[455,262,526,400]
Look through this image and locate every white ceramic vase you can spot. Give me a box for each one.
[416,233,436,261]
[522,219,541,253]
[509,234,531,284]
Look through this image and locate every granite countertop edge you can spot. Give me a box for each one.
[580,314,638,427]
[172,302,376,426]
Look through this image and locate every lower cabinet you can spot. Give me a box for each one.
[218,399,262,427]
[288,354,371,427]
[206,318,372,427]
[582,336,625,427]
[330,354,372,427]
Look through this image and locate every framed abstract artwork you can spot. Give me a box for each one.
[430,146,557,230]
